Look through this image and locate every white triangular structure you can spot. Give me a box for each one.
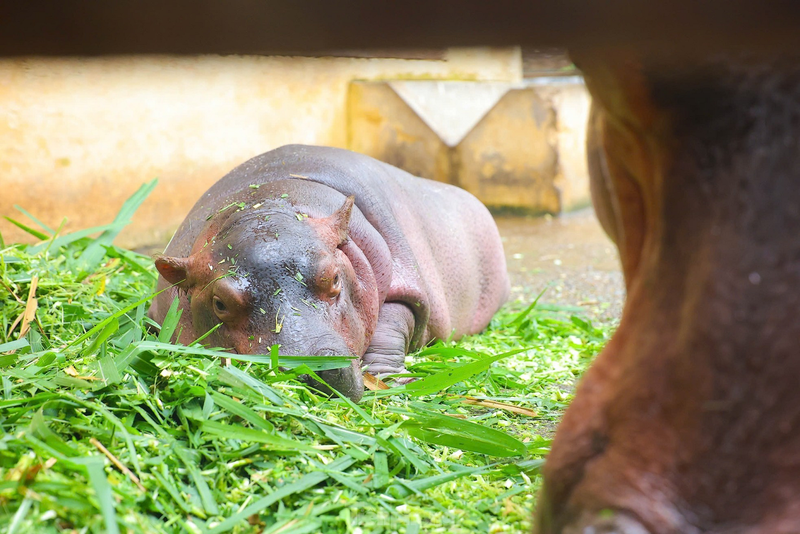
[389,81,513,147]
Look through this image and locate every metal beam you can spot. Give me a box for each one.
[2,1,800,57]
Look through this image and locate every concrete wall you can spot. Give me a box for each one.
[348,77,591,214]
[0,48,521,248]
[534,80,593,213]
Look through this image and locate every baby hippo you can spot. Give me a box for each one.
[148,145,509,401]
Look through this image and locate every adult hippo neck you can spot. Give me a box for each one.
[538,53,800,533]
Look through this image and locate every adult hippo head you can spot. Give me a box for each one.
[537,51,800,533]
[153,184,377,402]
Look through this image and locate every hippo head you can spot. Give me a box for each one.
[154,195,380,402]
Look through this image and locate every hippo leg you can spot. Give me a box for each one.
[362,303,415,382]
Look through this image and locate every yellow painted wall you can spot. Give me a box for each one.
[0,48,521,248]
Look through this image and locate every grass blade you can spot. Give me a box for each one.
[28,222,131,255]
[207,457,355,534]
[136,341,354,370]
[77,179,157,271]
[263,519,322,534]
[3,216,49,240]
[201,420,316,451]
[217,365,288,406]
[0,339,29,353]
[69,288,166,348]
[208,390,275,432]
[98,354,123,385]
[401,414,527,457]
[157,297,182,343]
[373,451,389,489]
[174,446,219,517]
[13,205,55,235]
[6,497,33,534]
[388,464,493,498]
[401,348,530,396]
[505,288,547,328]
[152,470,194,515]
[83,317,119,356]
[82,457,121,534]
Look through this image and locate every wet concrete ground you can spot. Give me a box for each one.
[496,208,625,323]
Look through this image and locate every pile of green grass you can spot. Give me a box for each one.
[0,184,613,533]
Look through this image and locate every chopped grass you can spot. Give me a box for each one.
[0,194,614,533]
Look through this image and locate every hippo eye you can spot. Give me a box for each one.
[322,272,342,300]
[331,273,342,296]
[213,296,228,315]
[211,278,246,321]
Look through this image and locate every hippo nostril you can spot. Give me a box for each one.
[562,512,651,534]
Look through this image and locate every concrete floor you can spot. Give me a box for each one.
[496,208,625,322]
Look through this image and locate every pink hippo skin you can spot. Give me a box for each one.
[148,145,509,402]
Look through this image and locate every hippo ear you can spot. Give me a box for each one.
[330,196,355,245]
[155,255,192,287]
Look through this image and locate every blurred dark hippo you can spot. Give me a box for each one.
[536,51,800,533]
[148,145,509,402]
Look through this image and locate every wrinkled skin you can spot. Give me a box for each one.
[149,145,509,402]
[536,51,800,533]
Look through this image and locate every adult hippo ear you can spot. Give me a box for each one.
[154,255,193,288]
[309,195,355,248]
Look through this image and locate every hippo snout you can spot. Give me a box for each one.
[299,347,364,403]
[315,362,364,403]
